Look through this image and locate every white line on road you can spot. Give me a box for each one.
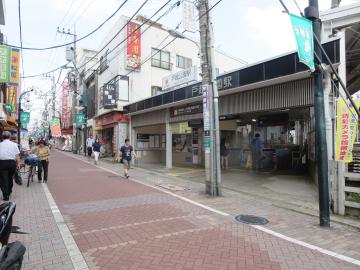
[63,151,360,266]
[42,183,90,270]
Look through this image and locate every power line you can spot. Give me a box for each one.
[80,0,177,76]
[76,0,152,73]
[71,0,97,27]
[18,0,25,77]
[63,0,88,29]
[4,0,130,51]
[58,0,79,27]
[22,63,70,79]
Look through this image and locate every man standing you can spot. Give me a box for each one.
[86,135,95,161]
[252,133,265,172]
[119,139,136,178]
[0,131,20,201]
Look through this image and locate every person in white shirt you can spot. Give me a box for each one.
[0,131,20,201]
[86,135,95,161]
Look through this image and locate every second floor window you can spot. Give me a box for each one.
[151,48,170,70]
[176,55,192,69]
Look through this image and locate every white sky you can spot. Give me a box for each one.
[1,0,359,127]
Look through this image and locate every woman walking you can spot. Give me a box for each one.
[35,140,50,183]
[220,139,230,170]
[92,138,101,165]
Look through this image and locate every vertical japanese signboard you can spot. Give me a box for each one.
[335,99,360,162]
[202,84,211,154]
[126,21,141,70]
[6,86,17,114]
[51,118,61,136]
[182,0,196,33]
[9,48,20,86]
[0,45,10,83]
[0,46,20,85]
[61,81,69,127]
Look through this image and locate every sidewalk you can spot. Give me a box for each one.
[7,176,75,269]
[48,151,360,269]
[73,152,360,262]
[6,150,360,270]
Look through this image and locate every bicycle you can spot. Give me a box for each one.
[22,155,39,188]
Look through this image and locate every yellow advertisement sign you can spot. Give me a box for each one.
[9,48,20,86]
[6,86,17,113]
[335,99,360,162]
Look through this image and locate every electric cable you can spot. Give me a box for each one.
[80,0,178,76]
[18,0,25,77]
[4,0,130,50]
[71,0,97,27]
[292,0,304,16]
[63,0,88,29]
[75,0,153,73]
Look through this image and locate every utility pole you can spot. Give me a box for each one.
[57,27,78,153]
[199,0,222,196]
[305,0,330,227]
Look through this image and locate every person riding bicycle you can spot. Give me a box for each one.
[31,140,50,183]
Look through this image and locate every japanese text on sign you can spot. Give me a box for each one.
[126,21,141,69]
[335,99,360,162]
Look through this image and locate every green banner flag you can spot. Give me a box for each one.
[20,111,30,126]
[0,45,11,83]
[76,113,86,126]
[289,13,315,71]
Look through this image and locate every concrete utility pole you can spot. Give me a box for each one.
[199,0,222,196]
[305,0,330,227]
[57,27,78,153]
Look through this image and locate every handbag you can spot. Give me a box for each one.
[14,171,23,186]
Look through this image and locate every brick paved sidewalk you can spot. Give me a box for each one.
[69,151,360,262]
[49,151,360,270]
[7,169,75,269]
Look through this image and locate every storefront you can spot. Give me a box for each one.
[94,111,129,156]
[126,38,339,174]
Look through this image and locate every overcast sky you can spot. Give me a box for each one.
[1,0,359,127]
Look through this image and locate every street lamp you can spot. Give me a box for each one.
[18,88,34,145]
[167,29,201,56]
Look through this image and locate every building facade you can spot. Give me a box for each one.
[89,15,244,156]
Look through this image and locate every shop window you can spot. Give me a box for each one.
[151,48,171,70]
[176,55,192,69]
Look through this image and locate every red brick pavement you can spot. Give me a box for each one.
[48,151,360,270]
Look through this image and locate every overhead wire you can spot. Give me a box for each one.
[4,0,130,50]
[63,0,88,29]
[80,0,178,77]
[18,0,25,77]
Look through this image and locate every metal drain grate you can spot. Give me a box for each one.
[235,215,269,225]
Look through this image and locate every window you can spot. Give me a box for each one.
[151,48,170,70]
[99,49,109,74]
[176,55,192,69]
[151,86,162,96]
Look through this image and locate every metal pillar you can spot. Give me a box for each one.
[166,109,173,169]
[305,0,330,226]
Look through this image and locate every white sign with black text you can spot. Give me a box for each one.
[162,66,198,90]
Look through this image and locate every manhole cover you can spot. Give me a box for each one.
[235,215,269,225]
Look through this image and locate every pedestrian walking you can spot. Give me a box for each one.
[33,140,50,183]
[28,136,34,150]
[92,138,101,165]
[220,139,230,170]
[86,135,95,161]
[119,139,136,179]
[0,131,20,201]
